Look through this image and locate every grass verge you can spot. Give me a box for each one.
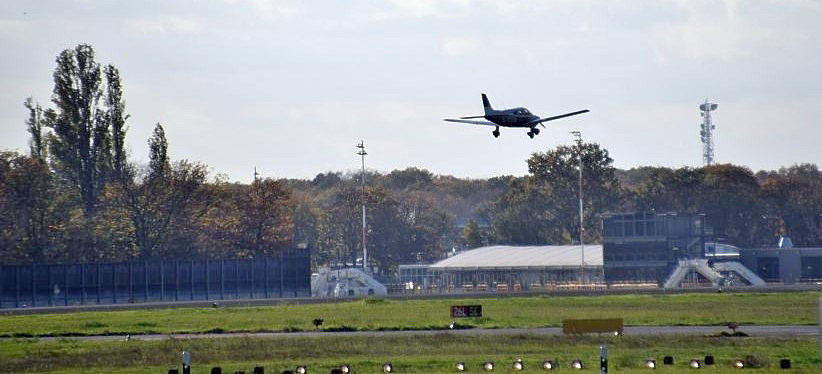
[0,292,818,337]
[0,334,818,373]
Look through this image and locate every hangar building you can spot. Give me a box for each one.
[399,245,603,292]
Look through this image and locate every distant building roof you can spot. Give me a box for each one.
[429,245,603,270]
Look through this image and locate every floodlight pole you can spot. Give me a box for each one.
[356,141,368,273]
[571,131,585,285]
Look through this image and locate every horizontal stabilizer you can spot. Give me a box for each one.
[460,115,486,119]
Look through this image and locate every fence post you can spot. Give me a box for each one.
[264,257,269,299]
[205,258,210,300]
[190,260,194,301]
[15,266,20,308]
[96,263,101,304]
[295,251,300,297]
[30,263,37,307]
[144,261,149,302]
[48,265,55,306]
[63,264,68,306]
[220,260,224,300]
[0,265,4,309]
[128,262,134,302]
[301,251,308,297]
[175,261,179,302]
[279,252,284,298]
[113,263,118,304]
[80,264,85,305]
[163,261,168,300]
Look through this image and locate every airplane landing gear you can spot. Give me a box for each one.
[492,128,500,138]
[527,131,535,139]
[532,128,540,135]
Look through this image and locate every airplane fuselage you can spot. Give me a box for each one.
[485,108,540,128]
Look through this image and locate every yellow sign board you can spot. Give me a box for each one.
[562,318,624,335]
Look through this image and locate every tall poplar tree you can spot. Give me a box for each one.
[23,98,46,161]
[48,44,109,216]
[104,65,129,182]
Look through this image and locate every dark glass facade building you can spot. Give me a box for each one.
[602,212,708,285]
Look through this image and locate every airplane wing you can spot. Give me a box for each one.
[526,109,590,128]
[443,118,497,127]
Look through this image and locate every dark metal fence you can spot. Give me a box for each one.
[0,251,310,308]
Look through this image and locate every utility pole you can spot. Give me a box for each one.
[570,131,585,285]
[356,141,368,273]
[253,167,259,182]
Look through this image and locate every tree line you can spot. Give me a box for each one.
[2,45,821,278]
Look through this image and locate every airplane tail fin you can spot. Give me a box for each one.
[482,93,493,115]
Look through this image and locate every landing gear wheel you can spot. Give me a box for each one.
[532,128,540,135]
[492,130,500,138]
[527,131,534,139]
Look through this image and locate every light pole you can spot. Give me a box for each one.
[356,141,368,273]
[570,131,584,285]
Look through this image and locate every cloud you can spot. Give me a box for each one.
[0,19,25,35]
[652,1,785,62]
[388,0,442,17]
[442,37,481,56]
[372,0,472,21]
[125,16,202,35]
[218,0,302,20]
[248,0,301,19]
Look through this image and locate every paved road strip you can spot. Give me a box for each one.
[3,325,817,342]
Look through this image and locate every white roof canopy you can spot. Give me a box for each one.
[430,245,603,270]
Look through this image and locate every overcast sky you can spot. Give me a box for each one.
[1,0,820,182]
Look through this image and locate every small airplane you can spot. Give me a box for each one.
[444,94,589,138]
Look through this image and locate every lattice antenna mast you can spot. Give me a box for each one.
[356,141,368,273]
[699,99,718,166]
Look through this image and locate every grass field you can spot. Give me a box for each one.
[0,334,819,373]
[0,292,819,337]
[0,291,819,373]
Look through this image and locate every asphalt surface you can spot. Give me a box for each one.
[7,325,818,343]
